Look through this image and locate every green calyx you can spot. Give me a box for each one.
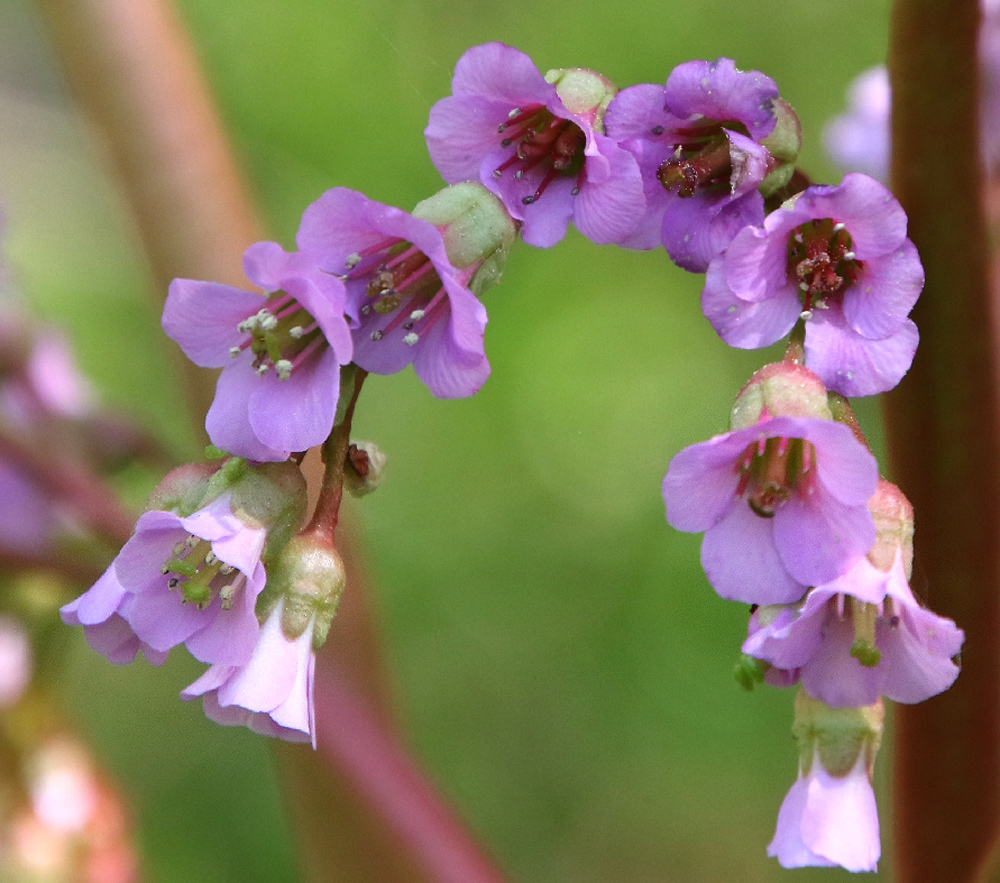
[731,362,832,430]
[544,67,617,130]
[734,653,769,691]
[411,183,518,298]
[792,691,883,778]
[758,99,802,198]
[258,534,347,648]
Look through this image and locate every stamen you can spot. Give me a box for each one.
[403,332,419,346]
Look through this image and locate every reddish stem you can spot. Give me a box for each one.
[886,0,1000,879]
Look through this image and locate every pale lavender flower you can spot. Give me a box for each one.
[164,242,353,461]
[701,173,922,396]
[662,414,878,605]
[0,616,32,706]
[770,749,880,872]
[60,565,167,665]
[604,57,781,271]
[61,493,267,666]
[425,42,644,248]
[297,187,496,398]
[182,596,316,745]
[744,549,964,707]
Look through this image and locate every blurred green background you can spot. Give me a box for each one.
[0,0,893,880]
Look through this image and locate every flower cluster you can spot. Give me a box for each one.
[55,37,960,873]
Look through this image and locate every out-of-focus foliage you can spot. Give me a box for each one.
[1,0,892,880]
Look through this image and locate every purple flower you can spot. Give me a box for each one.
[604,58,781,271]
[769,749,880,871]
[61,493,268,666]
[60,565,167,666]
[182,596,316,745]
[823,67,892,182]
[701,173,923,397]
[662,414,878,605]
[297,187,496,398]
[164,242,353,461]
[744,549,964,707]
[424,42,644,248]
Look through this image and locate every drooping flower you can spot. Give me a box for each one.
[61,460,307,667]
[164,242,353,461]
[662,363,878,605]
[424,42,644,248]
[770,693,882,872]
[297,183,516,398]
[182,596,316,745]
[183,533,346,746]
[743,480,964,707]
[604,57,795,271]
[701,173,923,397]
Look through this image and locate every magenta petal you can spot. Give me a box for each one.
[841,238,923,339]
[800,612,883,707]
[721,222,791,303]
[701,260,800,348]
[206,359,292,461]
[85,615,168,666]
[604,83,674,140]
[807,419,879,507]
[702,502,807,604]
[572,136,645,245]
[804,311,918,397]
[662,433,748,532]
[774,492,875,588]
[449,42,552,104]
[61,565,128,626]
[664,58,779,137]
[163,280,266,368]
[247,350,342,454]
[743,597,826,671]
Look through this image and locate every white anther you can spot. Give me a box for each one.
[259,312,278,331]
[370,330,384,341]
[345,252,362,270]
[255,363,269,375]
[403,332,420,346]
[843,251,856,261]
[219,584,236,610]
[833,222,846,232]
[800,310,813,320]
[793,232,804,243]
[289,325,304,339]
[275,359,293,380]
[229,346,242,358]
[409,309,426,321]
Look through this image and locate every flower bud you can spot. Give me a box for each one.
[345,440,387,498]
[730,362,832,430]
[411,183,518,297]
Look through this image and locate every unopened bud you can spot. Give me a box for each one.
[866,479,914,576]
[545,67,617,129]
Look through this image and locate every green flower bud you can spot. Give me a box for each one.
[544,67,617,130]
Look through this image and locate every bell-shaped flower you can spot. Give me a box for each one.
[297,183,516,398]
[744,481,964,706]
[605,57,794,271]
[701,173,923,397]
[184,533,346,746]
[61,460,307,667]
[425,42,644,248]
[164,242,353,461]
[662,363,878,605]
[770,693,882,872]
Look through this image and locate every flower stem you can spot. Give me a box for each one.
[306,368,368,545]
[885,0,1000,879]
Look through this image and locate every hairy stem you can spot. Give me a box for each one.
[886,0,1000,879]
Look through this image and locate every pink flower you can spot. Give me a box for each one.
[297,186,512,398]
[164,242,353,461]
[769,749,880,871]
[744,549,964,707]
[61,493,268,666]
[425,42,644,248]
[662,414,878,605]
[604,58,782,271]
[182,597,316,745]
[701,173,923,397]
